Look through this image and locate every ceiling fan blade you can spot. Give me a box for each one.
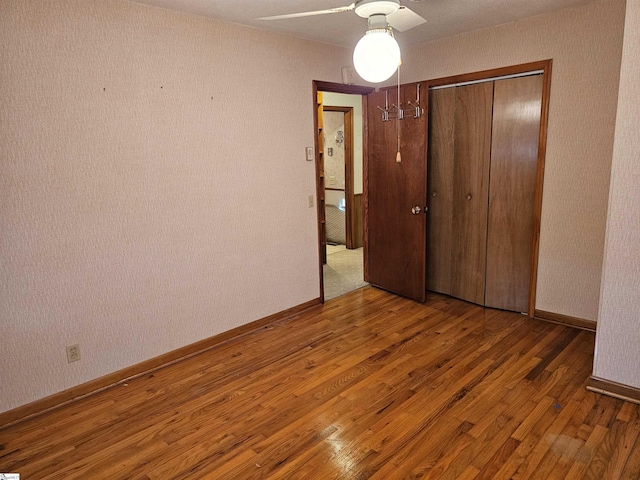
[257,3,355,21]
[387,6,426,32]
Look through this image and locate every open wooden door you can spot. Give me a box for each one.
[365,82,428,301]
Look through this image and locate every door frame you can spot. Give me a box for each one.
[426,59,553,317]
[312,81,373,302]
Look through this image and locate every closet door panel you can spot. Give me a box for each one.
[451,82,494,305]
[485,75,543,312]
[426,88,455,295]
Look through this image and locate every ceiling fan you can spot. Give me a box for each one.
[257,0,426,33]
[258,0,427,83]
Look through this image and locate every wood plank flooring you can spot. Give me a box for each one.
[1,287,639,479]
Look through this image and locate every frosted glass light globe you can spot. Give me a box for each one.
[353,29,401,83]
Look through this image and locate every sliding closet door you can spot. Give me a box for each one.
[485,75,543,312]
[426,88,455,295]
[451,82,494,305]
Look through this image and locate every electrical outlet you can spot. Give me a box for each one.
[66,344,81,363]
[308,195,315,208]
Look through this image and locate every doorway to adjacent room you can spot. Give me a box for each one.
[312,81,373,301]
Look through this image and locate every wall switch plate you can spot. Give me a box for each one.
[66,344,81,363]
[308,195,315,208]
[341,67,356,85]
[305,147,314,161]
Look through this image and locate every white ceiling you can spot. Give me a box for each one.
[131,0,597,48]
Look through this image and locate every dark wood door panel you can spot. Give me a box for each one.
[366,83,428,301]
[426,88,456,295]
[451,82,494,305]
[485,75,543,312]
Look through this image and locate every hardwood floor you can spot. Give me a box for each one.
[2,287,639,479]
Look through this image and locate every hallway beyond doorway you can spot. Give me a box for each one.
[323,246,367,300]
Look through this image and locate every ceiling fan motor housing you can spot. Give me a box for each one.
[354,0,401,18]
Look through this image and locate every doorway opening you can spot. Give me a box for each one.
[322,105,366,300]
[312,81,373,302]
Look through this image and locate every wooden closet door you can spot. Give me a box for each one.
[426,88,455,295]
[451,82,494,305]
[485,75,543,312]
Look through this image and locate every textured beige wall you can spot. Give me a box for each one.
[593,0,640,389]
[401,0,626,321]
[0,0,351,413]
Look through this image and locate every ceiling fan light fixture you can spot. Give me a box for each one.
[353,26,401,83]
[354,0,400,18]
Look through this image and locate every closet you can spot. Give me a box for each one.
[426,74,543,313]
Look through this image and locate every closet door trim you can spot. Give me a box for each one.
[429,70,544,91]
[426,60,553,317]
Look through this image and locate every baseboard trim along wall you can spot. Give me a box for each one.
[534,309,597,332]
[587,376,640,405]
[0,297,322,429]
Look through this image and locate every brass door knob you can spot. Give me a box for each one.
[411,205,428,215]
